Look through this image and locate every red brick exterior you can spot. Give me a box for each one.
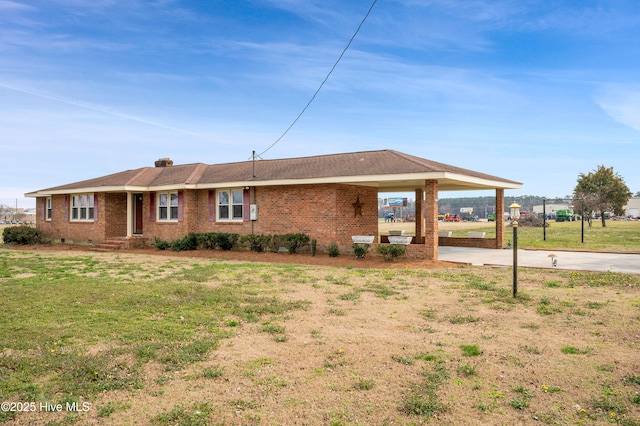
[193,184,378,253]
[105,193,127,238]
[424,180,439,260]
[34,184,506,258]
[35,184,379,253]
[438,236,500,249]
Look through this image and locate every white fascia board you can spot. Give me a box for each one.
[194,172,521,190]
[442,172,522,190]
[25,185,191,197]
[194,173,448,189]
[25,186,133,197]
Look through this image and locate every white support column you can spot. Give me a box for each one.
[126,192,133,237]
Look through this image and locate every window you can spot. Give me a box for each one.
[46,197,52,221]
[70,194,94,221]
[158,192,179,221]
[218,189,243,221]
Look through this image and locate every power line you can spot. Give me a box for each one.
[257,0,379,158]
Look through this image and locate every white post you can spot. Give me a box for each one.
[126,192,133,237]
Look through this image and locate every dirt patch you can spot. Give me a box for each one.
[9,243,457,270]
[4,246,640,425]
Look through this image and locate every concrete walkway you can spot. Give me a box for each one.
[438,247,640,274]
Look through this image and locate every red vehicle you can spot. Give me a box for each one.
[444,214,461,222]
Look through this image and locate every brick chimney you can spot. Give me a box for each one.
[155,158,174,167]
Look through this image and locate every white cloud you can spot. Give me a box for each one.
[595,85,640,133]
[0,81,214,137]
[0,0,32,11]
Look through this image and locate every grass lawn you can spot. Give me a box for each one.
[1,249,639,425]
[380,219,640,252]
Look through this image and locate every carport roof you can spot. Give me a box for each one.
[26,149,522,196]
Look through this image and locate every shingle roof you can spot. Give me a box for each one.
[27,150,522,195]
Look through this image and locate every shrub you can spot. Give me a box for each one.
[152,237,170,250]
[311,239,317,257]
[266,234,284,253]
[352,243,370,258]
[197,233,238,251]
[376,244,406,261]
[196,233,217,250]
[281,233,310,254]
[170,233,198,252]
[240,234,271,252]
[216,233,238,251]
[2,226,43,245]
[327,242,340,257]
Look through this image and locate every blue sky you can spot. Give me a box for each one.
[2,0,640,209]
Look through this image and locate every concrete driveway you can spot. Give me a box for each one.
[438,247,640,274]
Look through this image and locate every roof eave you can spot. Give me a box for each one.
[26,172,521,197]
[196,172,522,191]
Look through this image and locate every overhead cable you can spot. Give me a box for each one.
[257,0,379,157]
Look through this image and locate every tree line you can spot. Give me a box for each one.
[379,165,636,227]
[378,195,570,220]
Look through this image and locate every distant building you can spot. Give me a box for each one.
[532,203,570,216]
[533,198,640,218]
[623,198,640,218]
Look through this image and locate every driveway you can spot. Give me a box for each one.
[438,247,640,274]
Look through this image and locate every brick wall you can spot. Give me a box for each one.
[334,185,378,253]
[144,191,192,242]
[36,194,108,244]
[424,180,439,260]
[35,184,379,252]
[105,193,127,238]
[194,184,378,253]
[254,184,377,253]
[439,236,499,249]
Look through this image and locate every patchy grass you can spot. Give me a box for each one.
[460,344,482,357]
[382,219,640,252]
[0,248,639,425]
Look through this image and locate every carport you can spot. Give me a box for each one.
[344,152,522,260]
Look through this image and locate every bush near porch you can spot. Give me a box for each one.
[153,232,311,254]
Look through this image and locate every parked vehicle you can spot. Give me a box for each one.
[555,209,575,222]
[487,213,496,222]
[444,214,461,222]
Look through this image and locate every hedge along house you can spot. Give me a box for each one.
[25,150,522,260]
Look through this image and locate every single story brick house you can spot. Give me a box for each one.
[26,150,522,260]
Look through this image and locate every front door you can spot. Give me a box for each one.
[133,193,143,234]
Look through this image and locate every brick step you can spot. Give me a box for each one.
[92,239,128,252]
[90,237,148,251]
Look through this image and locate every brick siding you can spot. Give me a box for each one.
[36,194,107,244]
[36,184,378,252]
